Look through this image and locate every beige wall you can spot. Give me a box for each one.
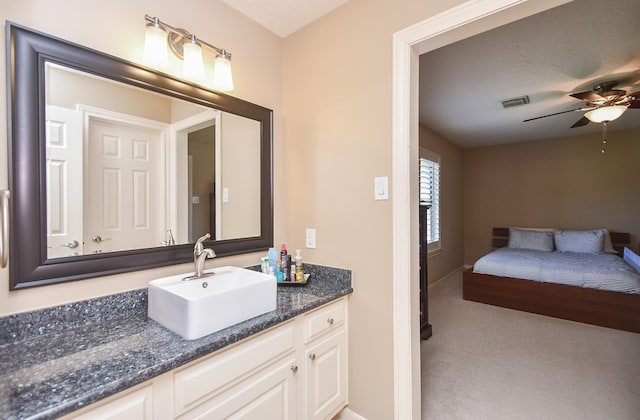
[463,128,640,265]
[419,125,464,284]
[0,0,284,314]
[282,0,468,418]
[48,65,173,122]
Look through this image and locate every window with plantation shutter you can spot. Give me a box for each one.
[419,149,440,253]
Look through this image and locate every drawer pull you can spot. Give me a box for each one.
[290,364,298,373]
[327,318,334,325]
[308,353,316,361]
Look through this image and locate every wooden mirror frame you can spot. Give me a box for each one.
[6,22,273,289]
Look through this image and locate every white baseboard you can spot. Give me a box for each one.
[427,265,464,290]
[333,407,368,420]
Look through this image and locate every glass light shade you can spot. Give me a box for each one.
[143,24,169,69]
[183,41,205,81]
[584,105,628,123]
[212,55,234,92]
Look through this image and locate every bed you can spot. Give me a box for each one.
[463,227,640,333]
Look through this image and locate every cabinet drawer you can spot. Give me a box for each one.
[304,298,346,344]
[174,321,295,415]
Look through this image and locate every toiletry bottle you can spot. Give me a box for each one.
[275,256,284,282]
[280,244,289,281]
[281,255,290,281]
[295,249,304,281]
[267,247,279,275]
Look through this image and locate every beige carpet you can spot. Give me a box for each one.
[421,271,640,420]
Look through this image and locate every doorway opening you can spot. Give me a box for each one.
[391,0,573,416]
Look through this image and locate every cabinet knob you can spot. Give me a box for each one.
[308,353,316,361]
[327,318,334,325]
[290,364,298,373]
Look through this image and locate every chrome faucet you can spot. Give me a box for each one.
[193,233,211,264]
[183,233,216,281]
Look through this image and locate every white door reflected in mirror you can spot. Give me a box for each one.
[44,62,262,259]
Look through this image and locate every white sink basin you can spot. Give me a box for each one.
[148,266,277,340]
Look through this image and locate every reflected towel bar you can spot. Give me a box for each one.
[0,190,9,268]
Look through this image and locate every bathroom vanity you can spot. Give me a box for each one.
[0,265,352,419]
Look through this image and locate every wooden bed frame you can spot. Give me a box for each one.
[463,228,640,333]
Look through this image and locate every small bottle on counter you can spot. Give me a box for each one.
[280,244,290,281]
[295,249,305,282]
[276,256,284,282]
[267,247,279,275]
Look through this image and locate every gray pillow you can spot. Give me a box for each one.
[508,227,554,251]
[554,229,604,253]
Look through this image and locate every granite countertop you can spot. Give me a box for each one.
[0,264,352,420]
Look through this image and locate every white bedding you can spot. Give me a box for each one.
[473,248,640,294]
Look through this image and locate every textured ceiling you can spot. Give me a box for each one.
[220,0,350,37]
[419,0,640,148]
[220,0,638,148]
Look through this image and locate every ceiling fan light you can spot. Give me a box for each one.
[584,105,628,123]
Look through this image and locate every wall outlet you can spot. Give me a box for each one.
[306,228,316,249]
[191,196,200,204]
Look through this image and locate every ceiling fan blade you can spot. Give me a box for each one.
[571,116,590,128]
[523,107,585,123]
[570,91,604,102]
[627,91,640,108]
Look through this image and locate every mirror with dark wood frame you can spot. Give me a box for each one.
[6,22,273,289]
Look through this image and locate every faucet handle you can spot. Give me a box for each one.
[194,233,212,262]
[196,233,211,244]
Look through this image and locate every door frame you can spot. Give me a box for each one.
[391,0,573,417]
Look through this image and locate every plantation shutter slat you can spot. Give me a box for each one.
[419,157,440,245]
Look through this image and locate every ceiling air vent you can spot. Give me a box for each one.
[500,95,530,108]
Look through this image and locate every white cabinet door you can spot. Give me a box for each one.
[304,328,347,420]
[178,358,298,420]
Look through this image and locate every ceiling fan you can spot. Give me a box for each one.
[523,80,640,128]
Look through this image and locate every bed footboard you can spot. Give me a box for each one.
[463,269,640,333]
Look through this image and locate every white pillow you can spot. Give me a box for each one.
[623,247,640,274]
[508,227,554,252]
[554,229,604,253]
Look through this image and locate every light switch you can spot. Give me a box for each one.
[306,228,316,249]
[374,176,389,200]
[223,188,229,203]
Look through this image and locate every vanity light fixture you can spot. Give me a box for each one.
[584,105,628,123]
[143,15,234,91]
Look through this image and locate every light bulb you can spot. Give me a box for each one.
[212,54,234,92]
[143,23,169,69]
[183,39,205,81]
[584,105,628,123]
